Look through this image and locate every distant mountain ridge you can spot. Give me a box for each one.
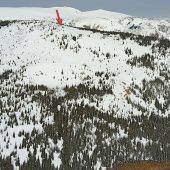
[0,7,170,39]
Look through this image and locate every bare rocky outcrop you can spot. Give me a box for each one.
[109,161,170,170]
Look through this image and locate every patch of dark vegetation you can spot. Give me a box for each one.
[129,77,170,114]
[70,25,164,46]
[0,70,13,80]
[127,53,155,70]
[25,90,170,169]
[72,36,76,41]
[157,38,170,51]
[95,71,104,77]
[125,48,133,56]
[0,157,14,170]
[0,20,16,28]
[68,25,170,49]
[64,83,113,99]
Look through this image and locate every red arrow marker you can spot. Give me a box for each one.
[56,9,62,26]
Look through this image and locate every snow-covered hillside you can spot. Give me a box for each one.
[1,7,170,38]
[0,7,170,170]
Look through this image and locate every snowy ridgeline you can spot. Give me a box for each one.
[0,7,170,38]
[0,8,170,170]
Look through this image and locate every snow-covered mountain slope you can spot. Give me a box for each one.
[0,7,170,170]
[0,7,80,20]
[1,7,170,38]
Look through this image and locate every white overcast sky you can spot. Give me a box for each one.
[0,0,169,17]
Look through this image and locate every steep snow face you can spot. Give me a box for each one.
[0,7,81,20]
[70,13,170,38]
[0,7,127,21]
[83,9,129,19]
[0,7,170,38]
